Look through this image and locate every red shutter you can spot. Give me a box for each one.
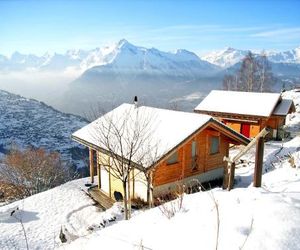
[241,124,250,138]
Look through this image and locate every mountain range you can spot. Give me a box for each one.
[1,39,300,72]
[202,46,300,68]
[1,39,299,116]
[60,40,223,115]
[0,39,218,74]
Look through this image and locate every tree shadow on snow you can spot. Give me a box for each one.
[0,209,39,223]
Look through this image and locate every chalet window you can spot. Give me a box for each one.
[210,136,220,154]
[192,141,197,158]
[167,151,178,165]
[191,141,198,170]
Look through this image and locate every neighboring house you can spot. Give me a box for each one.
[194,90,295,139]
[72,103,249,202]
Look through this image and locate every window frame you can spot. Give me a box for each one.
[166,151,179,165]
[191,140,197,159]
[191,140,198,170]
[210,136,220,155]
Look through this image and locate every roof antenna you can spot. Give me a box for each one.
[134,96,138,108]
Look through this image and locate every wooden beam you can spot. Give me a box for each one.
[128,171,131,218]
[223,127,270,190]
[182,147,186,179]
[96,152,101,189]
[222,144,230,189]
[149,171,154,208]
[89,148,95,183]
[224,127,270,165]
[227,162,236,191]
[253,137,264,187]
[108,157,112,198]
[132,169,135,199]
[223,163,229,189]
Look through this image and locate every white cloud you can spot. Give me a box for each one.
[251,27,300,38]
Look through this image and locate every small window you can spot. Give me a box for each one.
[167,151,178,165]
[191,141,198,170]
[192,141,197,158]
[210,136,219,154]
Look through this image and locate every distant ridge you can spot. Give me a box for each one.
[1,40,299,72]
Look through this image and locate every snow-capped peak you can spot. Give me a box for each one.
[201,45,300,67]
[267,46,300,64]
[201,47,250,68]
[116,38,130,48]
[223,47,236,53]
[174,49,200,61]
[2,41,300,73]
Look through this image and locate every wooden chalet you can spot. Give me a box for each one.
[194,90,295,139]
[72,103,249,203]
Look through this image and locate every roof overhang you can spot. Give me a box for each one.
[71,134,145,171]
[271,99,295,117]
[194,109,268,121]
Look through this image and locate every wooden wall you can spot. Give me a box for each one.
[153,128,229,187]
[96,151,147,200]
[266,116,285,129]
[225,121,260,138]
[196,110,288,139]
[223,116,285,139]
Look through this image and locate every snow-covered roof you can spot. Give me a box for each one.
[194,90,281,117]
[72,103,248,169]
[272,99,294,116]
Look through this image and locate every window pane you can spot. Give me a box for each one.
[191,141,198,170]
[210,136,219,154]
[192,141,197,157]
[167,151,178,165]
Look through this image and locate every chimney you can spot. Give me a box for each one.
[134,96,138,108]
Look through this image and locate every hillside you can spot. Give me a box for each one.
[0,89,88,168]
[0,89,299,249]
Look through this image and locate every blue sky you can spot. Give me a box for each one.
[1,0,300,56]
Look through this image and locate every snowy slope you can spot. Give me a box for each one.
[0,178,121,249]
[0,89,88,167]
[1,89,299,250]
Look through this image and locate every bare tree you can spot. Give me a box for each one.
[238,51,258,92]
[256,51,273,92]
[223,51,275,92]
[0,147,77,200]
[223,74,238,91]
[90,104,157,219]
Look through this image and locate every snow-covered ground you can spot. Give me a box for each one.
[0,178,124,249]
[1,89,299,250]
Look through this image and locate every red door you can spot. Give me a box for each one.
[241,124,250,138]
